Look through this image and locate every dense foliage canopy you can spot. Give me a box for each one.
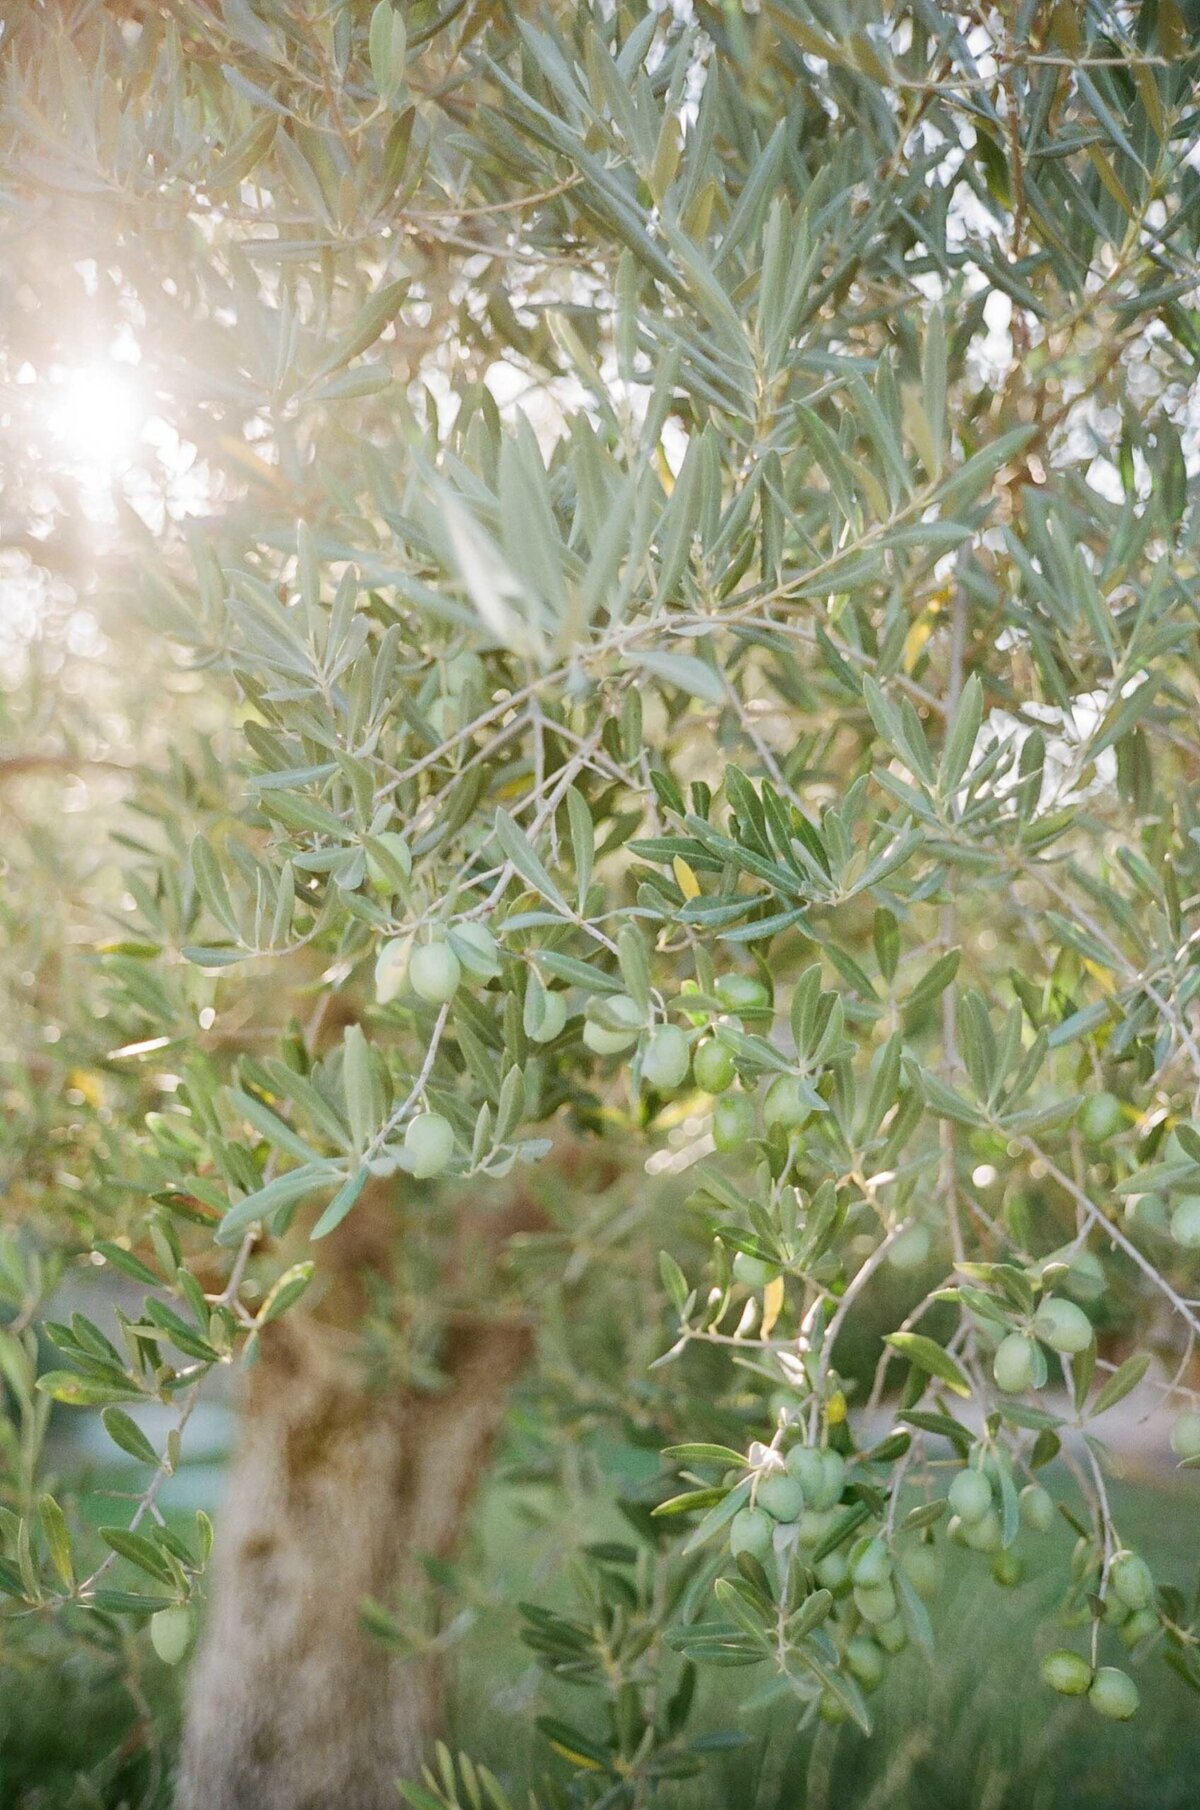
[2,0,1200,1803]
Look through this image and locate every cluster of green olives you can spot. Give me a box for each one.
[729,1442,849,1564]
[989,1292,1095,1395]
[945,1461,1055,1583]
[729,1445,945,1720]
[1041,1650,1140,1720]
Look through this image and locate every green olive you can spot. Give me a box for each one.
[853,1581,898,1624]
[1040,1649,1093,1695]
[712,1093,756,1153]
[796,1507,838,1549]
[1079,1091,1123,1143]
[449,920,501,980]
[757,1471,806,1523]
[762,1074,809,1134]
[1033,1295,1093,1355]
[993,1331,1037,1394]
[899,1545,941,1599]
[374,936,411,1006]
[1110,1551,1153,1612]
[990,1550,1023,1588]
[1102,1592,1130,1627]
[1118,1607,1158,1650]
[693,1038,736,1094]
[948,1470,993,1525]
[1088,1666,1139,1721]
[785,1444,824,1496]
[1170,1410,1200,1460]
[729,1506,774,1563]
[815,1550,850,1593]
[150,1604,194,1666]
[818,1449,847,1510]
[960,1506,1003,1554]
[364,830,412,890]
[715,973,771,1014]
[641,1024,691,1091]
[874,1614,907,1655]
[819,1690,849,1724]
[527,989,568,1044]
[849,1537,892,1590]
[732,1251,779,1290]
[1019,1484,1055,1534]
[845,1635,885,1690]
[582,994,643,1055]
[1124,1192,1169,1236]
[1170,1195,1200,1249]
[404,1111,455,1178]
[886,1223,931,1272]
[409,939,462,1005]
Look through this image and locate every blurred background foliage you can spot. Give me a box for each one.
[2,0,1200,1805]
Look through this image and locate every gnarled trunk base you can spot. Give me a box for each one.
[176,1303,529,1809]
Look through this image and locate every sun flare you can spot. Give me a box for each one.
[46,363,143,480]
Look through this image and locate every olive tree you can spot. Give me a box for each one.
[3,1,1200,1805]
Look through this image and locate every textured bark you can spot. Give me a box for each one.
[175,1182,536,1810]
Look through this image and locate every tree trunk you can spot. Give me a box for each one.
[175,1184,534,1810]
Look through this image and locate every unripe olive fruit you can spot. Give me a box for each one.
[757,1472,806,1523]
[1019,1484,1055,1534]
[815,1550,850,1593]
[404,1111,455,1178]
[796,1507,837,1549]
[150,1605,194,1666]
[1034,1295,1093,1354]
[850,1538,892,1589]
[1124,1192,1169,1236]
[527,989,567,1044]
[1088,1666,1139,1721]
[785,1445,824,1497]
[887,1223,931,1272]
[1102,1592,1130,1627]
[993,1331,1037,1394]
[874,1614,907,1655]
[990,1550,1023,1588]
[946,1515,966,1546]
[1110,1551,1154,1612]
[729,1506,774,1563]
[1079,1091,1123,1143]
[374,936,411,1006]
[693,1038,736,1094]
[365,830,412,889]
[948,1470,993,1525]
[1119,1607,1158,1650]
[1041,1649,1093,1695]
[582,994,642,1055]
[732,1251,779,1290]
[853,1581,898,1624]
[1170,1195,1200,1249]
[786,1444,844,1510]
[818,1450,847,1510]
[845,1636,885,1689]
[450,921,500,980]
[712,1093,756,1153]
[409,939,462,1005]
[960,1506,1003,1554]
[1061,1249,1105,1304]
[762,1074,809,1134]
[641,1024,690,1092]
[819,1690,848,1724]
[715,973,771,1014]
[899,1545,940,1599]
[1170,1410,1200,1460]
